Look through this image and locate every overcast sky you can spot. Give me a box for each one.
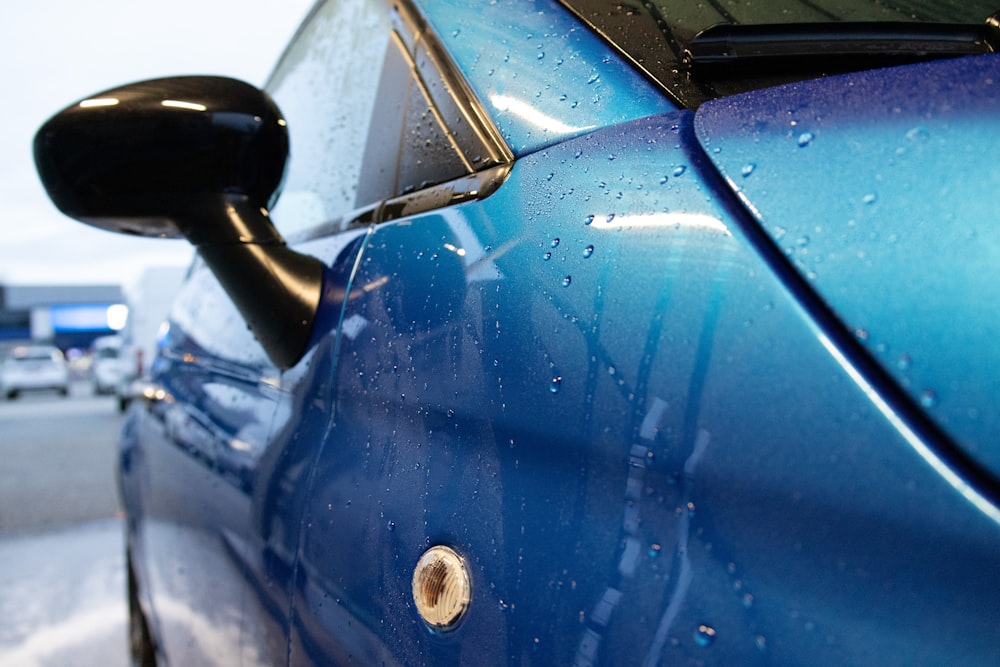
[1,0,315,289]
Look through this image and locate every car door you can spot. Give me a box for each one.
[121,254,294,665]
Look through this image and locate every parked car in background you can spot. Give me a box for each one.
[33,0,1000,665]
[0,345,69,400]
[90,335,127,395]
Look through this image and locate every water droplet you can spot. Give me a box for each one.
[551,238,560,248]
[919,389,938,408]
[583,245,594,258]
[587,73,600,85]
[387,520,396,531]
[863,193,878,205]
[694,624,717,647]
[608,154,616,161]
[345,500,352,508]
[742,593,754,609]
[741,163,756,177]
[754,635,768,652]
[648,543,662,558]
[562,276,572,287]
[905,126,930,142]
[897,353,912,371]
[605,213,616,223]
[546,172,554,181]
[607,365,616,376]
[537,51,545,60]
[549,376,562,393]
[796,235,810,248]
[659,175,669,184]
[584,214,594,225]
[797,132,814,147]
[854,328,869,341]
[672,165,687,177]
[543,252,552,261]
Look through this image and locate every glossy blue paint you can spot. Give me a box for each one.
[101,2,1000,665]
[417,0,676,156]
[280,110,1000,665]
[694,54,1000,489]
[120,261,291,664]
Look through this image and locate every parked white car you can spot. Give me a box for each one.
[90,335,128,395]
[0,345,70,399]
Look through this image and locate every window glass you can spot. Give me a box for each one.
[562,0,1000,108]
[266,0,487,238]
[396,67,469,195]
[358,33,471,199]
[354,33,411,206]
[266,0,392,237]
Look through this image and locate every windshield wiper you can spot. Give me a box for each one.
[684,14,1000,68]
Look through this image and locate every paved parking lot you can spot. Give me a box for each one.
[0,385,127,667]
[0,520,126,667]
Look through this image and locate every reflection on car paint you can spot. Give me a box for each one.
[32,0,1000,664]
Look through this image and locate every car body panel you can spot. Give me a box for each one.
[693,54,1000,485]
[281,111,1000,665]
[119,262,290,665]
[120,230,369,666]
[416,0,676,156]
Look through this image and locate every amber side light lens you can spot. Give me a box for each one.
[412,545,471,630]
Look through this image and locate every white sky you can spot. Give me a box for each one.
[0,0,315,289]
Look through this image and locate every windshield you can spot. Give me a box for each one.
[654,1,994,43]
[560,0,1000,107]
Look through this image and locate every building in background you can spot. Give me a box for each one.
[0,268,186,399]
[0,284,125,352]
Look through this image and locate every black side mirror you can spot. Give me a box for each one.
[34,76,323,369]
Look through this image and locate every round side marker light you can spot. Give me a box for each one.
[412,545,471,630]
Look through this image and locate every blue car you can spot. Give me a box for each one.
[34,0,1000,664]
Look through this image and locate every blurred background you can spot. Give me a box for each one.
[0,1,313,664]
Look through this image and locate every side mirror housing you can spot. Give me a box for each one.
[34,76,323,369]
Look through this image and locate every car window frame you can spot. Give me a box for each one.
[272,0,513,245]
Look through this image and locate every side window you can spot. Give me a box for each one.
[358,32,470,200]
[396,59,470,195]
[266,0,392,237]
[267,0,508,239]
